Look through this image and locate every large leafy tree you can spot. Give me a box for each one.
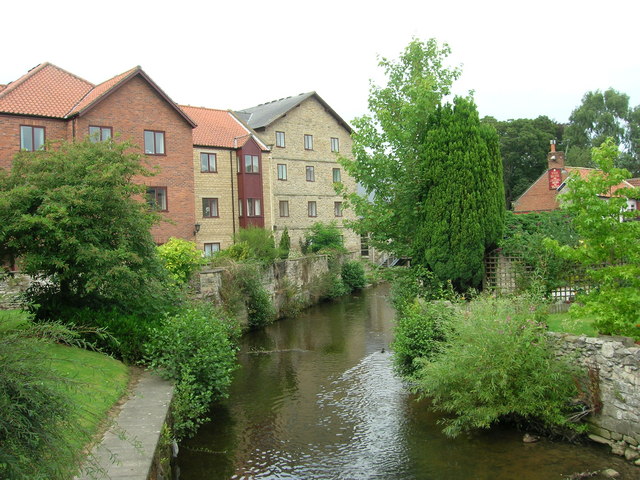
[340,38,504,290]
[483,116,563,207]
[0,138,172,317]
[565,88,640,174]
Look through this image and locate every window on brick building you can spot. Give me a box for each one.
[308,201,317,217]
[279,200,289,217]
[200,153,217,172]
[332,168,341,183]
[331,137,339,152]
[276,131,285,147]
[334,201,343,217]
[247,198,261,217]
[144,130,165,155]
[244,155,259,173]
[204,243,220,256]
[147,186,168,211]
[88,126,112,142]
[304,134,313,150]
[277,164,287,180]
[20,125,45,151]
[306,166,315,182]
[202,198,219,218]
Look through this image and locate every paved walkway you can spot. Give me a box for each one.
[75,371,174,480]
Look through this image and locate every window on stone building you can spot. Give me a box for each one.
[200,153,217,172]
[147,186,168,211]
[89,126,112,142]
[247,198,261,217]
[277,164,287,180]
[331,137,339,152]
[308,201,317,217]
[245,154,259,173]
[333,168,341,183]
[279,200,289,217]
[334,201,343,217]
[276,131,285,147]
[204,243,220,256]
[20,125,45,151]
[306,166,315,182]
[144,130,165,155]
[304,134,313,150]
[202,198,219,218]
[360,234,370,257]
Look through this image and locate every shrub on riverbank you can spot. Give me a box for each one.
[411,296,584,438]
[341,260,367,290]
[145,303,239,440]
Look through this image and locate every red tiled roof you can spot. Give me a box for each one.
[181,106,253,148]
[627,178,640,187]
[0,63,93,118]
[70,66,140,116]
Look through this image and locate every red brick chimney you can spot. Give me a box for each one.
[547,140,565,189]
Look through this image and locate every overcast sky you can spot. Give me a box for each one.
[2,0,638,125]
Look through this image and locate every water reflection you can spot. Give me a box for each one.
[177,285,636,480]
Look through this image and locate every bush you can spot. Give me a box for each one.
[389,265,456,315]
[278,228,291,259]
[305,221,346,253]
[145,304,239,440]
[341,260,367,291]
[157,238,203,284]
[0,319,88,479]
[413,296,582,438]
[234,227,279,264]
[392,299,455,376]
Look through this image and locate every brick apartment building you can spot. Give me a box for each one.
[235,92,359,252]
[0,63,196,243]
[180,105,271,254]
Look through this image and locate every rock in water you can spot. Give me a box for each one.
[601,468,620,479]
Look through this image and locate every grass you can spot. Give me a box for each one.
[545,311,598,337]
[0,309,131,477]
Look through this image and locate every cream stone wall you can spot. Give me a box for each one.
[192,146,238,252]
[258,97,359,252]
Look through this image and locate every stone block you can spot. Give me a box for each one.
[588,434,612,446]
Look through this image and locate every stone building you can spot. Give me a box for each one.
[236,92,359,252]
[179,105,271,254]
[0,63,196,243]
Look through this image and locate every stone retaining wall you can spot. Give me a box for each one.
[549,332,640,464]
[0,273,33,309]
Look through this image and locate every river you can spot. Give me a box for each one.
[176,284,637,479]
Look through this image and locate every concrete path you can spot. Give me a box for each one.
[75,371,174,480]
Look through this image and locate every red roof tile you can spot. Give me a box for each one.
[181,106,253,148]
[0,63,93,118]
[70,66,140,116]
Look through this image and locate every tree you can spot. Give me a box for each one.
[565,88,640,174]
[0,138,172,317]
[546,139,640,339]
[278,227,290,259]
[483,116,564,207]
[340,38,504,290]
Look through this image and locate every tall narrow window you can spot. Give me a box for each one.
[238,198,243,217]
[277,164,287,180]
[89,126,112,142]
[247,198,261,217]
[360,234,370,257]
[279,200,289,217]
[308,201,317,217]
[147,187,168,211]
[20,125,45,151]
[304,134,313,150]
[204,243,220,256]
[202,198,219,218]
[276,131,285,147]
[331,137,339,152]
[334,201,343,217]
[244,155,259,173]
[332,168,341,182]
[306,166,315,182]
[200,153,217,172]
[144,130,165,155]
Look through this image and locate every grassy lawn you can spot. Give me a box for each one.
[546,311,598,337]
[1,309,131,477]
